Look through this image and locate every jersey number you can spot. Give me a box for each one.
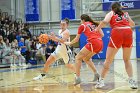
[87,24,95,32]
[116,15,123,21]
[116,14,128,22]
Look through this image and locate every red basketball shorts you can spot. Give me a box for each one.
[85,38,103,53]
[108,28,133,48]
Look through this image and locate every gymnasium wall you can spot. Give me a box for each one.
[0,0,12,15]
[0,0,140,24]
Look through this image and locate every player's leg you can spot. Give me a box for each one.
[123,48,133,78]
[74,47,95,85]
[65,64,76,72]
[33,54,57,80]
[95,47,119,88]
[102,47,119,78]
[123,47,137,89]
[43,55,56,73]
[82,52,100,82]
[83,52,96,73]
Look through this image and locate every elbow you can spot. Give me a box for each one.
[101,33,104,37]
[132,22,135,27]
[130,22,135,27]
[129,20,135,27]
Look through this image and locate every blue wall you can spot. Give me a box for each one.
[136,26,140,58]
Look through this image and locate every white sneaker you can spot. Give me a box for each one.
[95,79,105,88]
[22,63,28,67]
[11,64,17,67]
[10,64,14,67]
[128,79,138,89]
[19,63,22,66]
[33,74,46,80]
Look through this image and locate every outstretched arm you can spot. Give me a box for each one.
[49,31,69,43]
[128,14,135,27]
[98,29,104,37]
[64,24,84,45]
[95,11,113,32]
[64,34,80,45]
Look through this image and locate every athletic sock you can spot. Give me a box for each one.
[128,77,133,81]
[41,73,46,77]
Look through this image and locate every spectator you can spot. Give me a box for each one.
[4,38,11,48]
[11,39,26,67]
[0,36,6,61]
[0,26,5,37]
[25,36,31,63]
[24,24,31,38]
[45,44,53,60]
[36,39,41,50]
[36,44,46,64]
[16,32,22,42]
[2,38,13,65]
[18,38,26,57]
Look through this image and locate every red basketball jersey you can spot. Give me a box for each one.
[110,12,130,28]
[78,22,102,41]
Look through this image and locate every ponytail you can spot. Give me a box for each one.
[111,2,123,16]
[88,16,99,26]
[81,14,99,26]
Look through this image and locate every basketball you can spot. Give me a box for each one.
[38,34,49,44]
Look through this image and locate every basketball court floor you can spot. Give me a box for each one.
[0,59,139,93]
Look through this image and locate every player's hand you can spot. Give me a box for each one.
[64,42,71,45]
[50,35,56,40]
[49,32,56,40]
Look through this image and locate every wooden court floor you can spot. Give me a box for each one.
[0,60,139,93]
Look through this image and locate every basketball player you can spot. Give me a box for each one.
[33,18,76,80]
[64,14,104,85]
[94,2,137,89]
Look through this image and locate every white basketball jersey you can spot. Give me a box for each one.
[55,29,70,52]
[51,29,72,64]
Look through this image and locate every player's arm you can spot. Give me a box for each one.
[65,34,80,45]
[49,31,69,43]
[127,14,135,27]
[98,29,104,37]
[95,11,113,31]
[95,21,107,31]
[64,24,84,45]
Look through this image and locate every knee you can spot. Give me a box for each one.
[75,55,82,62]
[105,56,114,63]
[83,58,90,62]
[123,58,130,63]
